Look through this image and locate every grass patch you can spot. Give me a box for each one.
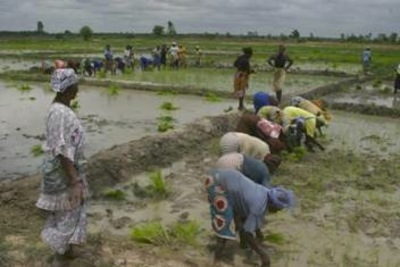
[102,189,127,201]
[107,83,121,96]
[70,100,80,111]
[17,83,32,92]
[157,115,176,132]
[160,101,179,111]
[204,92,222,103]
[147,170,170,198]
[264,232,285,245]
[130,220,200,247]
[30,144,44,157]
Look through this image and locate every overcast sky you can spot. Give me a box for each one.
[1,0,399,38]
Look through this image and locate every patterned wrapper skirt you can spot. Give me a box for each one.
[272,68,286,91]
[205,175,236,240]
[36,178,89,254]
[233,71,249,98]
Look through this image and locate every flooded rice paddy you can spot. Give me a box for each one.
[0,81,237,180]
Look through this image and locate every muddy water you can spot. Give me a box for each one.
[118,69,342,95]
[0,81,237,180]
[0,58,39,72]
[324,82,400,109]
[327,110,400,155]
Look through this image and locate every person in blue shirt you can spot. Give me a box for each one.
[205,169,295,267]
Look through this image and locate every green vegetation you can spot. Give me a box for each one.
[107,83,121,95]
[160,101,179,111]
[130,220,200,246]
[264,232,285,245]
[70,100,80,111]
[204,92,222,102]
[102,189,127,201]
[18,83,32,92]
[0,242,10,267]
[147,170,170,198]
[30,144,44,157]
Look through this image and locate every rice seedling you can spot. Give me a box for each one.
[263,232,285,245]
[170,220,200,246]
[107,83,121,96]
[157,120,175,132]
[130,221,170,245]
[204,92,222,103]
[29,97,36,101]
[102,188,127,201]
[130,220,200,247]
[160,101,179,111]
[30,144,44,157]
[18,83,32,92]
[156,115,176,123]
[71,100,80,111]
[97,70,107,79]
[146,170,170,198]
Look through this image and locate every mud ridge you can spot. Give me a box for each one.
[86,113,241,195]
[329,102,400,118]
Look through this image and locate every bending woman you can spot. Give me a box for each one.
[205,169,295,267]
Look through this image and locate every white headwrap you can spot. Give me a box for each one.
[50,68,78,93]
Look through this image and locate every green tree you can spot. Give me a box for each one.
[389,32,398,43]
[167,21,177,35]
[290,29,300,39]
[152,25,164,36]
[80,26,93,41]
[37,21,44,33]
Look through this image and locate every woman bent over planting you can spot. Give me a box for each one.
[205,169,295,267]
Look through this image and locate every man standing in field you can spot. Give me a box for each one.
[267,45,293,103]
[362,48,372,74]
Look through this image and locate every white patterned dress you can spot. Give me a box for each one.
[36,102,89,254]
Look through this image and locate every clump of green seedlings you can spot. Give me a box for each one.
[130,220,200,246]
[29,97,36,101]
[30,144,44,157]
[157,115,176,132]
[204,92,222,103]
[70,100,80,111]
[102,188,127,201]
[355,84,363,90]
[160,101,179,111]
[263,232,285,245]
[0,242,11,266]
[107,83,121,96]
[132,170,170,199]
[147,170,170,198]
[18,83,32,92]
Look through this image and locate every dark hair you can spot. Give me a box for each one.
[242,47,253,55]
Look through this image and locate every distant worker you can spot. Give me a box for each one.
[394,64,400,94]
[194,45,203,67]
[104,44,115,75]
[177,45,187,68]
[362,48,372,74]
[267,45,293,103]
[169,42,179,69]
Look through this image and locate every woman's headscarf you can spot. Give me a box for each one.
[267,187,296,210]
[50,68,78,93]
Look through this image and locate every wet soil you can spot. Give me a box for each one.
[0,110,399,267]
